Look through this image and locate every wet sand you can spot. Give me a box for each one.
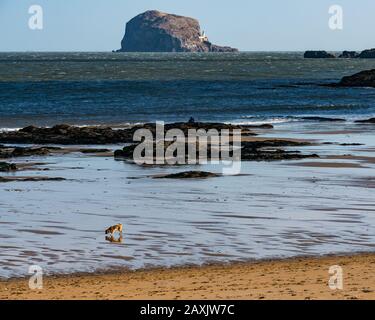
[304,130,365,135]
[1,253,374,300]
[326,155,375,164]
[287,161,366,168]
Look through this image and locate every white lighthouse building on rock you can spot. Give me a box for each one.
[199,30,209,42]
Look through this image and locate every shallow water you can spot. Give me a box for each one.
[1,122,374,278]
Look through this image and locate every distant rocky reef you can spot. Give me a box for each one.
[304,48,375,59]
[304,51,335,59]
[116,10,238,53]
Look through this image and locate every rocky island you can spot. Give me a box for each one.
[117,10,238,53]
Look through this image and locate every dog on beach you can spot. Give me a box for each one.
[105,223,123,235]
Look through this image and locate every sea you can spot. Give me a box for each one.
[0,52,375,129]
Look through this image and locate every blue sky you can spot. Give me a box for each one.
[0,0,374,51]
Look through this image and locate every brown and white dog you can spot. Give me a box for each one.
[105,223,123,235]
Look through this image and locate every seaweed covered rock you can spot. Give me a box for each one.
[0,122,255,145]
[154,171,220,179]
[0,162,17,172]
[0,146,50,158]
[114,139,318,163]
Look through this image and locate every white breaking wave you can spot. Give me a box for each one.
[0,128,21,132]
[226,117,296,126]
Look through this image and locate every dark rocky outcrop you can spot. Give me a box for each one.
[0,125,135,145]
[358,48,375,58]
[0,123,255,145]
[0,122,318,163]
[117,10,238,53]
[304,51,335,59]
[355,118,375,124]
[0,146,50,158]
[338,51,359,59]
[240,140,311,149]
[0,162,17,172]
[240,140,318,161]
[243,124,274,129]
[114,145,137,159]
[300,116,346,122]
[115,139,318,163]
[129,122,256,137]
[0,176,66,183]
[78,148,111,154]
[333,69,375,88]
[240,149,318,161]
[154,171,220,179]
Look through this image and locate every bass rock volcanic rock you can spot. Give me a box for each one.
[117,10,238,53]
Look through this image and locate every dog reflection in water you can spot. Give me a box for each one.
[105,223,123,243]
[105,234,123,243]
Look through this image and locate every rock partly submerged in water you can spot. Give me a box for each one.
[154,171,220,179]
[332,69,375,88]
[0,162,17,172]
[115,139,318,163]
[78,148,112,154]
[0,124,135,145]
[130,122,256,136]
[241,140,311,148]
[0,145,51,158]
[0,122,257,145]
[300,116,346,122]
[117,10,238,53]
[355,118,375,124]
[244,124,274,129]
[242,149,318,161]
[240,140,318,161]
[0,176,66,183]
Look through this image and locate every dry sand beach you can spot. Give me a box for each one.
[1,253,375,300]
